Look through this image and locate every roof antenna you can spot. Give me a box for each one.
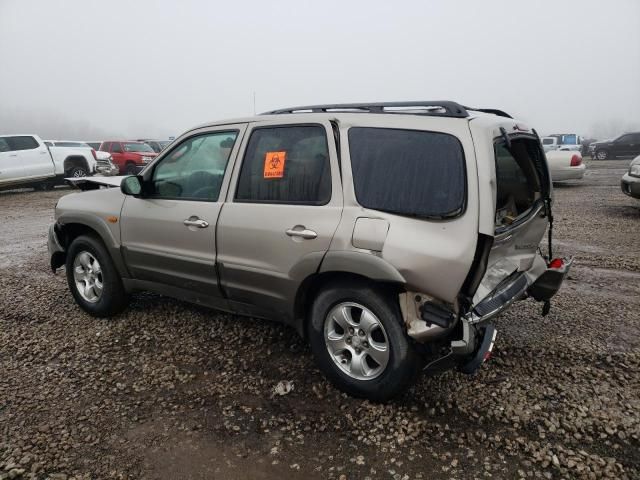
[253,91,256,115]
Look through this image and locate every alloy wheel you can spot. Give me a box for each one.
[73,251,103,303]
[324,302,390,380]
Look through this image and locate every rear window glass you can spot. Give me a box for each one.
[348,127,466,219]
[494,138,545,228]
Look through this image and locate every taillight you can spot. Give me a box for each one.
[91,148,97,160]
[570,154,582,166]
[549,258,564,269]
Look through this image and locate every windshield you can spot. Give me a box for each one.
[123,142,154,153]
[55,141,90,148]
[561,134,578,145]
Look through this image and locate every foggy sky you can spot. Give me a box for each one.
[1,0,639,140]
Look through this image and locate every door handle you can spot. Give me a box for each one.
[286,227,317,239]
[183,218,209,228]
[9,154,17,157]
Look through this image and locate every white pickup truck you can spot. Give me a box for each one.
[0,134,97,191]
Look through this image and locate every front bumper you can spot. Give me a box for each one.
[48,223,66,272]
[621,173,640,199]
[96,163,120,176]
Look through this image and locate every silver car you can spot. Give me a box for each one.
[48,102,571,401]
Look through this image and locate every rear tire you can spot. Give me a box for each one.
[66,235,129,317]
[308,281,421,402]
[67,165,88,177]
[596,149,608,160]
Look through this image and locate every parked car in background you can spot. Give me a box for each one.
[137,139,171,153]
[46,140,118,176]
[0,134,96,191]
[548,133,583,152]
[621,156,640,199]
[542,136,559,152]
[98,141,157,175]
[49,101,572,401]
[546,150,586,181]
[589,132,640,160]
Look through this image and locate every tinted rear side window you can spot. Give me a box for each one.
[235,125,331,204]
[7,136,39,151]
[348,128,466,218]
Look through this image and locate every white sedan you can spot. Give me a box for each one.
[546,150,586,181]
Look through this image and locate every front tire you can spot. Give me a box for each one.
[308,281,421,402]
[596,149,609,160]
[124,163,138,175]
[66,235,129,317]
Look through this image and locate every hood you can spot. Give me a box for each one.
[127,151,157,157]
[631,155,640,166]
[66,175,125,190]
[592,138,614,146]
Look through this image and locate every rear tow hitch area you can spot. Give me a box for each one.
[459,325,497,374]
[423,321,497,376]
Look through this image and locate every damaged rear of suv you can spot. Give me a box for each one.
[48,101,571,401]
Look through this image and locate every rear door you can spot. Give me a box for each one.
[630,133,640,157]
[7,136,51,179]
[120,125,247,306]
[216,121,342,320]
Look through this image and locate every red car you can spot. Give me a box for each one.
[98,141,157,175]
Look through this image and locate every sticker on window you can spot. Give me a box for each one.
[263,151,287,179]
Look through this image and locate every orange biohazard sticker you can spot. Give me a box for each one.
[263,151,286,178]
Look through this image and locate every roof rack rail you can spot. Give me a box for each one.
[262,101,470,118]
[463,106,513,119]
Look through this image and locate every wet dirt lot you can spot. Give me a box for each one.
[1,159,639,480]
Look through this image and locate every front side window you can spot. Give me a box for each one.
[111,142,123,153]
[99,142,110,152]
[150,131,238,201]
[235,125,331,204]
[7,136,39,151]
[348,127,466,219]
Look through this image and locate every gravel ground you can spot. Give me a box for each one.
[1,158,639,480]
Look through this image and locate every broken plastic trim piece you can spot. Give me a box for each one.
[459,325,497,375]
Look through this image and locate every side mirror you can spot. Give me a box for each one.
[121,175,143,196]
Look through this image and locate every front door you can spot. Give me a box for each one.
[0,137,24,184]
[217,121,343,321]
[612,134,634,158]
[120,125,247,305]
